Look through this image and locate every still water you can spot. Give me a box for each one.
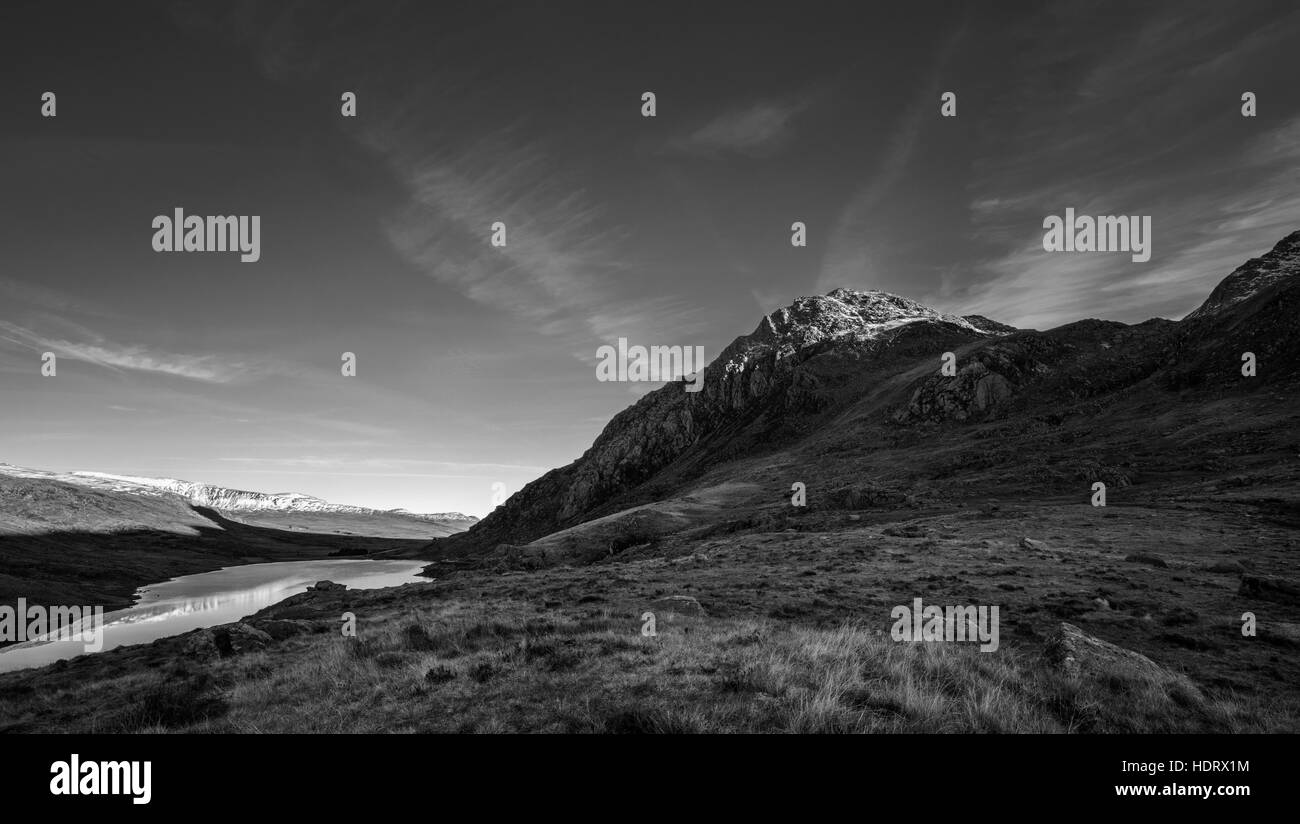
[0,559,429,674]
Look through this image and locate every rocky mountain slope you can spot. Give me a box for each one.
[434,289,1021,552]
[435,230,1300,563]
[1186,230,1300,321]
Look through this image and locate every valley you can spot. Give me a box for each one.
[1,231,1297,733]
[1,494,1296,732]
[0,467,474,614]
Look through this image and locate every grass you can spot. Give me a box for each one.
[2,597,1285,733]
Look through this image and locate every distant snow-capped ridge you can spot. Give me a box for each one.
[0,464,476,521]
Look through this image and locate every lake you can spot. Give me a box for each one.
[0,558,429,674]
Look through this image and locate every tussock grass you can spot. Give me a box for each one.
[1,599,1289,733]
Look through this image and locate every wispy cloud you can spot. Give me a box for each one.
[960,118,1300,329]
[0,322,266,384]
[175,4,713,352]
[925,3,1300,329]
[667,98,809,158]
[373,124,706,348]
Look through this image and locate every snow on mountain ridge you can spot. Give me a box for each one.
[72,472,349,512]
[712,288,1006,380]
[0,464,475,521]
[750,289,990,350]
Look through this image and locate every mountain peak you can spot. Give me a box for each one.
[1185,230,1300,321]
[443,287,1015,550]
[739,289,1001,359]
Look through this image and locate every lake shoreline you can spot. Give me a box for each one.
[0,516,435,648]
[0,558,431,674]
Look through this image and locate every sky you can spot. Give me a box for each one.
[1,0,1298,516]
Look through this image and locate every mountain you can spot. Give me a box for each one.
[1163,230,1300,390]
[0,463,477,541]
[434,230,1300,566]
[0,464,475,523]
[0,463,477,611]
[1185,230,1300,321]
[432,288,1020,553]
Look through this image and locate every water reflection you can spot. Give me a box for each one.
[0,559,429,673]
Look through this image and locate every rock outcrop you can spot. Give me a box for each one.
[1043,622,1192,690]
[182,623,273,661]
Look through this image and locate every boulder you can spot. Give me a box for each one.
[1043,622,1188,688]
[307,580,347,592]
[181,629,221,662]
[182,623,273,660]
[222,623,273,654]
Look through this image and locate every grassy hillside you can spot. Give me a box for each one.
[2,490,1296,732]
